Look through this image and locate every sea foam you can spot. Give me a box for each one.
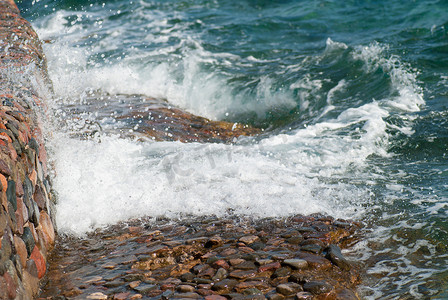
[34,10,424,237]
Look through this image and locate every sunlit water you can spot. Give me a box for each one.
[19,0,448,298]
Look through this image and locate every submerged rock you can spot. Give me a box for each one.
[62,93,261,143]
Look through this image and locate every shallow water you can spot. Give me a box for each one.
[18,0,448,298]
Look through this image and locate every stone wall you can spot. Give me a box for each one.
[0,1,56,298]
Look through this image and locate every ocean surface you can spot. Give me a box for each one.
[18,0,448,298]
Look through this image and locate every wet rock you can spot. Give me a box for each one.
[212,278,238,293]
[198,265,216,278]
[197,288,214,296]
[2,271,17,299]
[103,280,123,288]
[296,252,332,271]
[282,259,308,270]
[256,258,274,266]
[6,180,16,211]
[25,260,38,278]
[301,244,322,254]
[30,246,46,279]
[295,291,313,299]
[266,292,285,300]
[234,260,256,270]
[229,258,245,266]
[38,211,55,247]
[239,235,259,245]
[132,283,158,294]
[87,292,107,299]
[276,282,303,296]
[212,259,230,270]
[113,292,131,300]
[288,274,311,285]
[29,200,40,226]
[124,273,144,282]
[0,159,11,177]
[180,272,195,282]
[205,236,223,248]
[258,261,281,273]
[303,281,333,295]
[205,295,227,300]
[161,290,175,299]
[129,280,141,289]
[243,287,262,295]
[325,244,351,271]
[177,284,196,293]
[335,288,358,300]
[272,267,291,279]
[212,267,227,281]
[21,227,35,256]
[172,292,201,298]
[1,234,13,263]
[33,185,47,210]
[286,235,303,245]
[229,269,257,280]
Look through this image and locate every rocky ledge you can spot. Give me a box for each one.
[38,215,361,300]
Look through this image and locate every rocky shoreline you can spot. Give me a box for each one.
[39,215,361,300]
[0,1,55,299]
[0,1,363,299]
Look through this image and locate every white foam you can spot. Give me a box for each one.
[33,8,426,237]
[50,134,368,235]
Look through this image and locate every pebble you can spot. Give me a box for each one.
[229,258,245,266]
[212,259,230,269]
[234,260,257,270]
[283,259,308,269]
[295,291,314,299]
[181,272,195,282]
[325,244,351,271]
[212,267,228,281]
[212,279,238,293]
[266,292,285,300]
[229,269,257,280]
[129,281,141,289]
[272,267,291,278]
[243,287,263,295]
[205,295,227,300]
[276,282,303,295]
[133,283,158,294]
[297,252,332,270]
[177,284,196,293]
[258,261,281,273]
[239,235,259,244]
[301,244,322,254]
[86,292,108,300]
[172,292,201,298]
[303,280,333,295]
[113,292,131,300]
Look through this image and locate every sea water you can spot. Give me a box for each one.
[18,0,448,298]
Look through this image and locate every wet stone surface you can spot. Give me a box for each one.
[58,93,261,144]
[38,215,362,299]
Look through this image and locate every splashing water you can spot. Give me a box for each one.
[20,0,448,298]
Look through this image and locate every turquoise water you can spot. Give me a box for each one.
[19,0,448,298]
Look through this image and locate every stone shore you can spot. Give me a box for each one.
[0,1,56,299]
[38,215,361,300]
[0,1,363,299]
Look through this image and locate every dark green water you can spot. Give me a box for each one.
[19,0,448,298]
